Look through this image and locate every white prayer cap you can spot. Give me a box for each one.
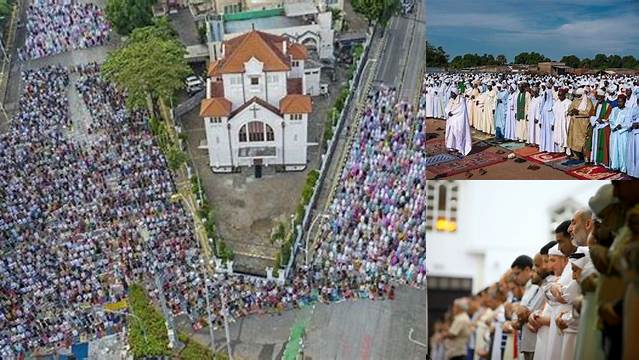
[607,84,618,93]
[450,87,459,95]
[569,247,597,280]
[548,244,564,257]
[588,183,618,217]
[596,89,606,96]
[575,88,585,96]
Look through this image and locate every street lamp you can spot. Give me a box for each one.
[219,286,234,360]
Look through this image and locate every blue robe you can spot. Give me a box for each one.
[609,107,632,173]
[495,90,508,139]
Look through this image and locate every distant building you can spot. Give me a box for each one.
[200,30,313,173]
[537,61,573,75]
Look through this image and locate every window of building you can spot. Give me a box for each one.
[290,113,303,120]
[239,121,275,143]
[211,116,222,124]
[267,73,279,83]
[230,76,241,85]
[427,180,458,232]
[292,61,299,67]
[250,77,259,86]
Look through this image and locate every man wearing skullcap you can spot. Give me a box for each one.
[567,87,594,161]
[445,87,472,155]
[553,88,573,154]
[626,96,639,177]
[608,94,632,172]
[495,83,509,140]
[590,89,613,166]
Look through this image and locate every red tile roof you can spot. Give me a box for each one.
[280,95,312,114]
[218,30,290,74]
[200,97,232,117]
[288,43,308,60]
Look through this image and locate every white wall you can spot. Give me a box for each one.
[427,181,607,293]
[303,68,320,96]
[222,73,245,109]
[283,113,308,166]
[205,118,233,168]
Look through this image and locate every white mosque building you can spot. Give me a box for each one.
[200,29,316,173]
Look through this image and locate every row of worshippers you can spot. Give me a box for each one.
[430,181,639,360]
[18,0,111,60]
[424,74,639,177]
[0,66,426,357]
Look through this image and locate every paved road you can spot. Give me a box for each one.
[376,0,426,105]
[181,287,427,360]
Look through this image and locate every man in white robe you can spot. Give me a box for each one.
[433,80,445,119]
[626,97,639,177]
[505,85,517,140]
[468,82,481,128]
[527,87,542,146]
[482,84,497,135]
[445,87,472,156]
[552,89,573,154]
[425,83,435,118]
[539,84,557,152]
[590,89,611,165]
[609,94,632,173]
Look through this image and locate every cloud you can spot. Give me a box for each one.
[427,0,639,59]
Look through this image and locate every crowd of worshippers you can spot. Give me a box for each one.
[0,65,425,357]
[424,74,639,177]
[429,181,639,360]
[18,0,111,60]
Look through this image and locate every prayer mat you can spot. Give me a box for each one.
[500,141,525,151]
[426,138,447,156]
[568,165,620,180]
[513,146,539,157]
[426,151,507,179]
[425,153,459,166]
[605,173,634,180]
[526,152,568,164]
[547,158,585,172]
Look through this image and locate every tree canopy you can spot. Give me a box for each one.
[106,0,157,35]
[102,19,191,109]
[351,0,399,26]
[426,41,448,67]
[427,45,639,70]
[513,52,550,65]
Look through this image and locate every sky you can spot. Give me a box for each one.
[426,0,639,61]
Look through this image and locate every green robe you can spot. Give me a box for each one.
[594,102,610,164]
[516,92,525,121]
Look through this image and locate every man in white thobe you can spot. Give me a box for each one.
[527,87,542,146]
[609,94,632,173]
[539,84,557,152]
[553,89,573,154]
[626,97,639,177]
[445,88,472,156]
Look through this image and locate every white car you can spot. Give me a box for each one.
[185,75,204,95]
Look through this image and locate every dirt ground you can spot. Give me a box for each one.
[178,67,348,275]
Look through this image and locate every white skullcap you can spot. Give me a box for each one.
[589,184,618,216]
[596,89,605,96]
[548,244,564,256]
[569,247,597,280]
[575,88,585,96]
[607,84,618,93]
[450,87,459,95]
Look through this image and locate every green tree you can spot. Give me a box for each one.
[352,0,399,26]
[514,52,550,65]
[496,54,508,65]
[102,22,191,110]
[592,53,609,69]
[560,55,580,68]
[426,41,448,67]
[106,0,157,35]
[622,55,639,69]
[580,57,592,69]
[607,54,623,68]
[0,0,11,20]
[127,284,171,358]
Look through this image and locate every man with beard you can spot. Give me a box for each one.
[567,87,594,161]
[515,251,551,360]
[569,208,594,247]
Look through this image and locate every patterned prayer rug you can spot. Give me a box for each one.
[472,131,494,141]
[513,146,539,157]
[426,138,447,156]
[499,142,525,152]
[426,151,507,179]
[547,158,585,172]
[568,165,621,180]
[526,152,568,164]
[425,153,460,166]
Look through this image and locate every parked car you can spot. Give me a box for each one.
[185,75,204,95]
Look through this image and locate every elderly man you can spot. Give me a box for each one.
[445,298,472,360]
[567,87,594,160]
[569,208,594,246]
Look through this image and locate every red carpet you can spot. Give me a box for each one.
[514,146,539,157]
[426,138,447,156]
[568,165,620,180]
[426,151,507,179]
[526,152,568,164]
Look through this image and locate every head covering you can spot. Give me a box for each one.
[596,89,605,96]
[588,184,618,217]
[575,88,585,96]
[569,247,597,281]
[450,87,459,95]
[548,244,564,257]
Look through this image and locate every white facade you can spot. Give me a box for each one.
[426,181,606,293]
[201,31,312,173]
